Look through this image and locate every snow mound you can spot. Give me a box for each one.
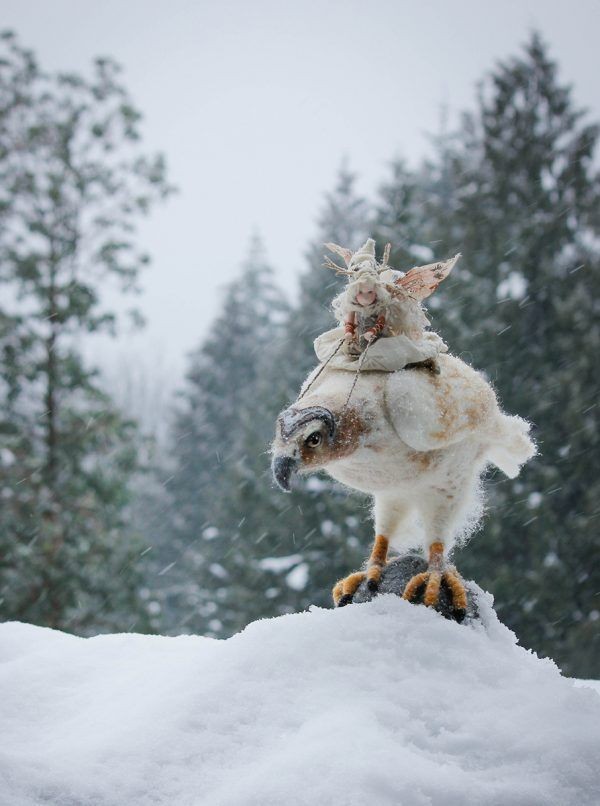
[1,594,599,806]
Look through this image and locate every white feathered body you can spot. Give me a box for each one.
[291,354,535,553]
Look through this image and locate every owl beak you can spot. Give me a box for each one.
[272,454,298,492]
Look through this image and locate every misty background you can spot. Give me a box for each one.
[0,1,599,677]
[3,0,599,384]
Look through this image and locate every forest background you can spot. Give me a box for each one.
[0,16,598,677]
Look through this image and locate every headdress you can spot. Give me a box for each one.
[324,238,460,301]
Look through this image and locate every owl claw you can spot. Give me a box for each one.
[402,543,468,619]
[402,568,467,619]
[332,571,366,607]
[333,536,389,606]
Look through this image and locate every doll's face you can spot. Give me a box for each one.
[354,280,377,307]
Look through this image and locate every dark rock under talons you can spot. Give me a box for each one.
[347,553,480,623]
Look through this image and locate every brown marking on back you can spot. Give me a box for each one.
[430,371,460,441]
[428,360,494,442]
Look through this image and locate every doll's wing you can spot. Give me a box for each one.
[396,253,460,300]
[324,242,354,267]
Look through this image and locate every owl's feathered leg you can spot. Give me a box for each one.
[333,496,415,607]
[402,541,468,620]
[332,534,389,606]
[366,534,389,591]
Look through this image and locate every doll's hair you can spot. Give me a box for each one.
[332,275,391,319]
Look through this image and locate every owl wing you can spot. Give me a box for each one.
[396,253,460,301]
[384,354,496,452]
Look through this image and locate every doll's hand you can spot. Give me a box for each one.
[363,330,377,343]
[344,331,357,343]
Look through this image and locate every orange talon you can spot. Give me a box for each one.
[402,542,468,618]
[332,580,344,606]
[443,568,468,612]
[342,572,366,597]
[423,570,442,606]
[402,571,429,602]
[367,565,382,586]
[332,571,366,607]
[333,534,391,607]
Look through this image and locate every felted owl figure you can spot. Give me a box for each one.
[272,239,535,620]
[315,238,460,373]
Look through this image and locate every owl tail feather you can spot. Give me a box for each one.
[487,415,537,479]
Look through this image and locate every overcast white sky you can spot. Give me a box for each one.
[2,0,600,384]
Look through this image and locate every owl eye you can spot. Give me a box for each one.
[305,431,322,448]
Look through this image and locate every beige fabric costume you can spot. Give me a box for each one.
[314,327,447,372]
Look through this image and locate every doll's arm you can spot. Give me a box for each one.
[344,311,357,341]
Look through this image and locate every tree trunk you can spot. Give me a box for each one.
[45,260,58,486]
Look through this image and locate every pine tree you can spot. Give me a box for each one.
[159,236,289,635]
[0,32,171,632]
[372,159,430,265]
[231,166,373,628]
[157,168,374,637]
[422,34,600,676]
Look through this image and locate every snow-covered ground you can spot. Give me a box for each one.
[573,678,600,695]
[1,593,599,806]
